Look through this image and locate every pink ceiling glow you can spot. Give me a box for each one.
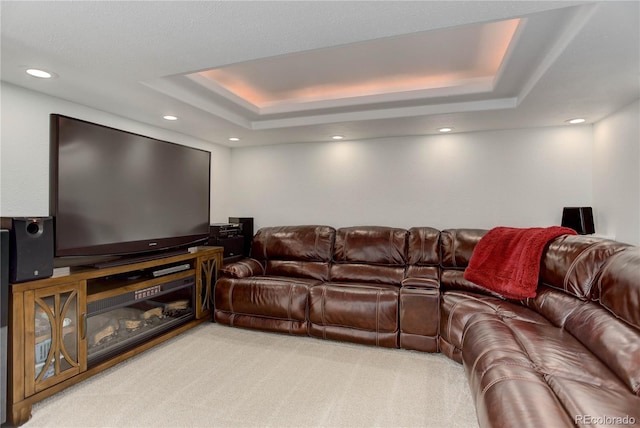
[194,18,521,108]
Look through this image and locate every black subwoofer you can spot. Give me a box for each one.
[228,217,254,257]
[1,217,54,283]
[217,236,245,260]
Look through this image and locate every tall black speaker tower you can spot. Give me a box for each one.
[229,217,254,258]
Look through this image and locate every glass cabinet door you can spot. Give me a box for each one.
[25,281,87,395]
[196,252,221,319]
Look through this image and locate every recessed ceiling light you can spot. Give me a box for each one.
[438,127,453,133]
[228,137,240,142]
[566,118,586,124]
[26,68,53,79]
[332,135,344,140]
[163,115,178,121]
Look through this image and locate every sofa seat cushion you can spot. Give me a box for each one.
[463,315,630,394]
[474,375,637,428]
[461,306,640,427]
[459,312,576,427]
[440,291,549,362]
[526,284,640,396]
[308,282,399,347]
[329,263,405,285]
[474,366,576,428]
[215,276,319,327]
[441,270,505,297]
[563,301,640,397]
[547,377,640,425]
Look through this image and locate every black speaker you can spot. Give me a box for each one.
[561,207,595,235]
[218,236,245,261]
[228,217,253,257]
[1,217,54,283]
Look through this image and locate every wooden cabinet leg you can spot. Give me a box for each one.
[8,402,32,427]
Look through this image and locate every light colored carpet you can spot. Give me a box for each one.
[24,323,479,428]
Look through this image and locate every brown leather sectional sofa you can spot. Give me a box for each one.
[214,225,640,427]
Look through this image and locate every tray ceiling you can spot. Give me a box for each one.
[1,1,638,147]
[190,18,520,112]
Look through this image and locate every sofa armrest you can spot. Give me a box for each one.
[219,258,265,278]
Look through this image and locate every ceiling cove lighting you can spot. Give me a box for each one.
[228,137,240,142]
[163,115,178,121]
[26,68,53,79]
[566,118,586,124]
[332,135,344,140]
[438,127,453,133]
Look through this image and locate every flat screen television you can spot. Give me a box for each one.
[50,114,211,260]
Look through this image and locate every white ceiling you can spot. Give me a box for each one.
[1,1,638,148]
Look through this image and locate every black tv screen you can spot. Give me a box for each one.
[50,114,211,258]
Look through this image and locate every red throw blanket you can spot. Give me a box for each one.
[464,226,577,299]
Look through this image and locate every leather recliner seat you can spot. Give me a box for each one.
[214,225,335,334]
[307,226,408,348]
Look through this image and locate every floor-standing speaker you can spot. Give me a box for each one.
[1,229,8,424]
[1,217,54,283]
[228,217,254,257]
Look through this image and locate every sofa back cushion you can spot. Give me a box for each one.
[523,286,585,328]
[590,247,640,395]
[251,225,336,281]
[440,229,486,269]
[539,235,630,300]
[333,226,408,264]
[331,226,408,285]
[405,227,440,281]
[439,229,492,294]
[595,248,640,329]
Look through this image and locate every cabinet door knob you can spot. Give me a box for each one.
[80,313,87,340]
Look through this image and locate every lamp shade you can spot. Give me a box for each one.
[561,207,595,235]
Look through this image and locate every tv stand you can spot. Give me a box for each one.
[7,246,223,426]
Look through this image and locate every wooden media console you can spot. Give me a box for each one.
[7,246,223,426]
